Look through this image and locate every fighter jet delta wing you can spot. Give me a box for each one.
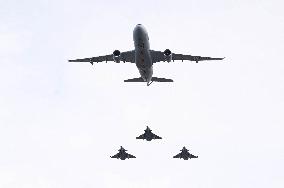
[173,153,182,159]
[136,133,146,139]
[188,153,198,159]
[152,133,162,139]
[110,153,120,159]
[69,50,135,65]
[126,153,136,159]
[150,50,224,64]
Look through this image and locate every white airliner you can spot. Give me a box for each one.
[69,24,224,86]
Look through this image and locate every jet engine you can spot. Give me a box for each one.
[113,50,121,63]
[164,49,172,62]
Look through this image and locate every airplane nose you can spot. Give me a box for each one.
[134,25,142,34]
[133,26,141,41]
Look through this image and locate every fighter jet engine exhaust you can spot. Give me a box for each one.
[113,50,121,63]
[164,49,172,62]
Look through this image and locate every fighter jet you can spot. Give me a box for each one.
[69,24,224,86]
[110,146,136,160]
[173,147,198,160]
[136,126,162,141]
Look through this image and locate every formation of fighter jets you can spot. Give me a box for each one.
[69,24,224,86]
[110,126,198,160]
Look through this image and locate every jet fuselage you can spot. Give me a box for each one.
[180,151,190,160]
[143,131,154,141]
[118,151,128,160]
[133,24,153,84]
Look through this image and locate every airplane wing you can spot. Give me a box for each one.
[136,133,145,139]
[150,50,224,63]
[127,153,136,158]
[173,153,182,158]
[110,153,120,159]
[189,153,198,158]
[152,133,162,139]
[69,51,135,65]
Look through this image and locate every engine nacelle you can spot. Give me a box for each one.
[164,49,172,62]
[113,50,121,63]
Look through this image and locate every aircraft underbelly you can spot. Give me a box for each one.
[138,66,153,82]
[135,50,151,67]
[135,50,153,82]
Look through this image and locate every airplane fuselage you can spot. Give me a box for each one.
[144,132,154,141]
[180,149,198,160]
[118,152,128,160]
[181,152,190,160]
[133,24,153,84]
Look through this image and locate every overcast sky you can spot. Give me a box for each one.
[1,0,284,187]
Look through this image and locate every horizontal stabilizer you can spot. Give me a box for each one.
[124,77,173,83]
[124,77,144,82]
[151,77,173,82]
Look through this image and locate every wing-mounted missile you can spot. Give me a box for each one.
[113,50,121,63]
[164,49,172,62]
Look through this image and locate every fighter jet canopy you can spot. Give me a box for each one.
[182,146,189,151]
[145,126,151,131]
[119,146,127,151]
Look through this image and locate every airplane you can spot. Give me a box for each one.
[69,24,225,86]
[173,146,198,160]
[136,126,162,141]
[110,146,136,160]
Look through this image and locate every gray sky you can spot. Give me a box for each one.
[1,0,284,187]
